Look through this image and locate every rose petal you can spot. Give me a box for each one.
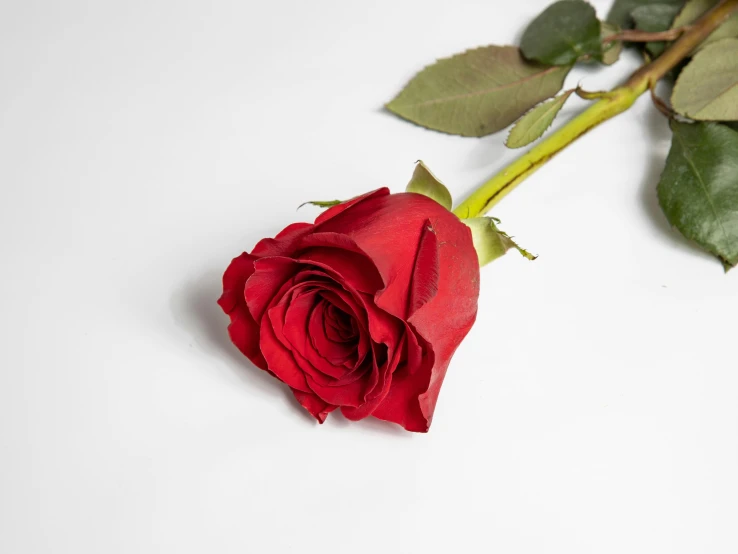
[258,311,310,392]
[245,257,302,322]
[217,253,267,369]
[218,252,257,314]
[408,221,439,316]
[225,305,267,370]
[341,337,403,421]
[297,245,383,294]
[314,188,389,225]
[282,291,347,382]
[313,192,462,322]
[371,329,432,431]
[303,361,368,408]
[251,222,313,258]
[291,388,336,423]
[308,301,357,366]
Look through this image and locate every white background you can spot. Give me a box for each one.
[2,0,737,552]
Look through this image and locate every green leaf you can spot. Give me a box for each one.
[298,199,342,209]
[672,0,738,50]
[520,0,602,65]
[506,90,573,149]
[600,22,623,65]
[658,121,738,268]
[671,38,738,121]
[607,0,686,28]
[631,3,682,56]
[386,46,570,137]
[405,161,453,210]
[464,217,536,266]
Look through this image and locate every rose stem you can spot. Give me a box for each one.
[452,0,738,220]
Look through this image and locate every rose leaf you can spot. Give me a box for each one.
[607,0,686,28]
[600,22,624,65]
[385,46,570,137]
[520,0,603,65]
[631,3,682,56]
[657,121,738,269]
[671,0,738,51]
[506,89,573,149]
[671,38,738,121]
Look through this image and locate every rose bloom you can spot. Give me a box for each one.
[218,188,479,432]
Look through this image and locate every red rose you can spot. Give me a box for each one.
[218,188,479,432]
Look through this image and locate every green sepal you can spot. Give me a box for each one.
[405,161,453,210]
[297,200,342,210]
[463,217,536,266]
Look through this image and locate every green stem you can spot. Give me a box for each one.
[453,0,738,219]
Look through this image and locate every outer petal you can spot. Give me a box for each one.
[314,192,464,320]
[410,220,478,428]
[259,312,310,392]
[218,252,257,314]
[297,244,383,294]
[245,257,302,322]
[314,188,389,225]
[217,253,267,369]
[291,388,336,423]
[408,222,440,316]
[372,209,479,432]
[250,221,313,258]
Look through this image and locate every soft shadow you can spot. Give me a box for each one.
[465,133,515,170]
[330,411,410,437]
[170,270,313,422]
[638,106,716,263]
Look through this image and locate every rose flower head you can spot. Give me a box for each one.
[218,163,531,432]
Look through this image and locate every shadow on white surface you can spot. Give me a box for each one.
[170,269,315,424]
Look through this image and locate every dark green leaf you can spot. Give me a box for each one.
[405,161,453,210]
[520,0,602,65]
[600,22,623,65]
[506,90,573,148]
[671,38,738,121]
[386,46,570,137]
[607,0,686,28]
[631,3,682,56]
[672,0,738,50]
[658,121,738,268]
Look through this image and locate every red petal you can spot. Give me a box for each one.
[258,312,310,392]
[291,389,336,423]
[297,241,383,293]
[314,192,453,320]
[251,222,313,257]
[371,331,433,432]
[408,221,439,316]
[217,252,267,369]
[245,257,301,322]
[340,335,404,421]
[314,188,389,225]
[217,252,257,314]
[225,305,267,370]
[304,363,367,408]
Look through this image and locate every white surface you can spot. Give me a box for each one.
[1,0,737,552]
